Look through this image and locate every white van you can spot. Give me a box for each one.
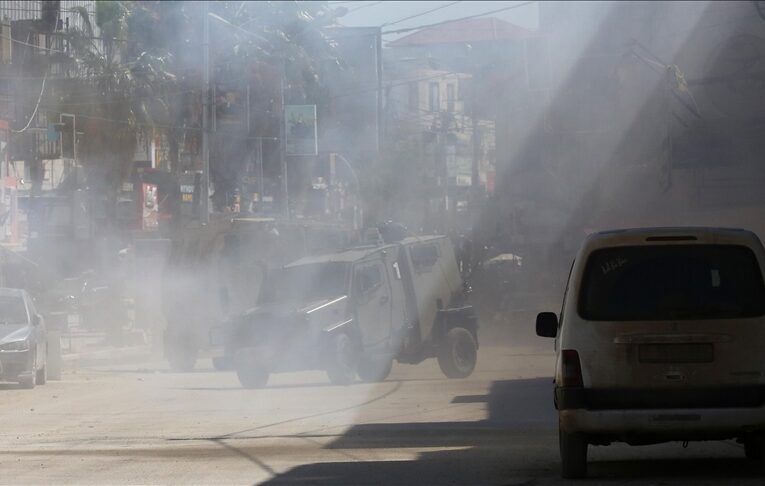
[537,227,765,478]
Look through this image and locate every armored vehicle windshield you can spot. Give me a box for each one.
[259,262,351,305]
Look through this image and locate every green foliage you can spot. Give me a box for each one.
[46,0,343,204]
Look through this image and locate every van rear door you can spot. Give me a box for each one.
[569,244,765,406]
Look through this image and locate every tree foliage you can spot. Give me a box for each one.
[48,1,177,193]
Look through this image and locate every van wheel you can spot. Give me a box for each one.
[437,327,477,379]
[744,436,764,461]
[357,356,393,383]
[326,332,357,385]
[560,430,588,479]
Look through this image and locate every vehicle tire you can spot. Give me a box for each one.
[357,356,393,383]
[560,429,588,479]
[19,372,36,389]
[167,332,198,372]
[236,364,269,389]
[36,365,47,385]
[744,435,765,461]
[326,332,358,385]
[212,356,233,371]
[437,327,477,379]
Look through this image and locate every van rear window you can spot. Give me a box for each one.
[579,245,765,321]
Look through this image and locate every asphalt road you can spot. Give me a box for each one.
[0,344,761,485]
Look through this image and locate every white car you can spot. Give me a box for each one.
[0,288,47,388]
[537,227,765,478]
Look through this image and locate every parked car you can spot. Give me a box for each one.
[537,227,765,478]
[0,288,47,388]
[222,235,478,388]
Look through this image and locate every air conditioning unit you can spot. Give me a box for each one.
[0,21,11,64]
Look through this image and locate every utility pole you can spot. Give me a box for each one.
[201,0,211,223]
[279,59,289,220]
[468,45,481,227]
[436,113,449,234]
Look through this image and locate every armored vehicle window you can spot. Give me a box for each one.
[259,262,350,304]
[355,263,383,295]
[579,245,765,321]
[410,243,440,271]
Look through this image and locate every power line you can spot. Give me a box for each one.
[382,2,462,27]
[381,1,537,36]
[347,1,385,14]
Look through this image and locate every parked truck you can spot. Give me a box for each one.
[222,235,478,388]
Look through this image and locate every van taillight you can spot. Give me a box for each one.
[561,349,584,387]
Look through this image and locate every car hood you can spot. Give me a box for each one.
[242,296,347,319]
[233,295,347,325]
[0,325,31,344]
[298,296,348,315]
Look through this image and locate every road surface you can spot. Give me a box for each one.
[0,345,759,485]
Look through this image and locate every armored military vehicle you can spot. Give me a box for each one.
[223,235,478,387]
[161,216,353,371]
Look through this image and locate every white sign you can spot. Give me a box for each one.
[285,105,318,156]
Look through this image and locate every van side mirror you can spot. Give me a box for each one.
[536,312,558,338]
[32,314,42,327]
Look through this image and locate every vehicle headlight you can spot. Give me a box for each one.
[0,339,30,352]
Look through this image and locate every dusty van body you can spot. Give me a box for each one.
[223,235,478,387]
[161,217,352,371]
[537,227,765,478]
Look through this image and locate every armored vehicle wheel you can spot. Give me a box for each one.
[236,364,269,389]
[437,327,477,379]
[326,332,358,385]
[212,356,233,371]
[234,348,269,388]
[167,333,198,372]
[357,356,393,383]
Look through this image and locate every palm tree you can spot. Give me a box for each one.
[47,1,178,196]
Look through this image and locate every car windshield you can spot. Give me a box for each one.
[579,245,765,321]
[259,262,350,304]
[0,295,28,324]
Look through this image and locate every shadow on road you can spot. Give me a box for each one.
[257,377,557,485]
[257,377,763,485]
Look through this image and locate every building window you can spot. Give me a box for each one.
[428,82,440,112]
[408,83,419,111]
[446,84,455,112]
